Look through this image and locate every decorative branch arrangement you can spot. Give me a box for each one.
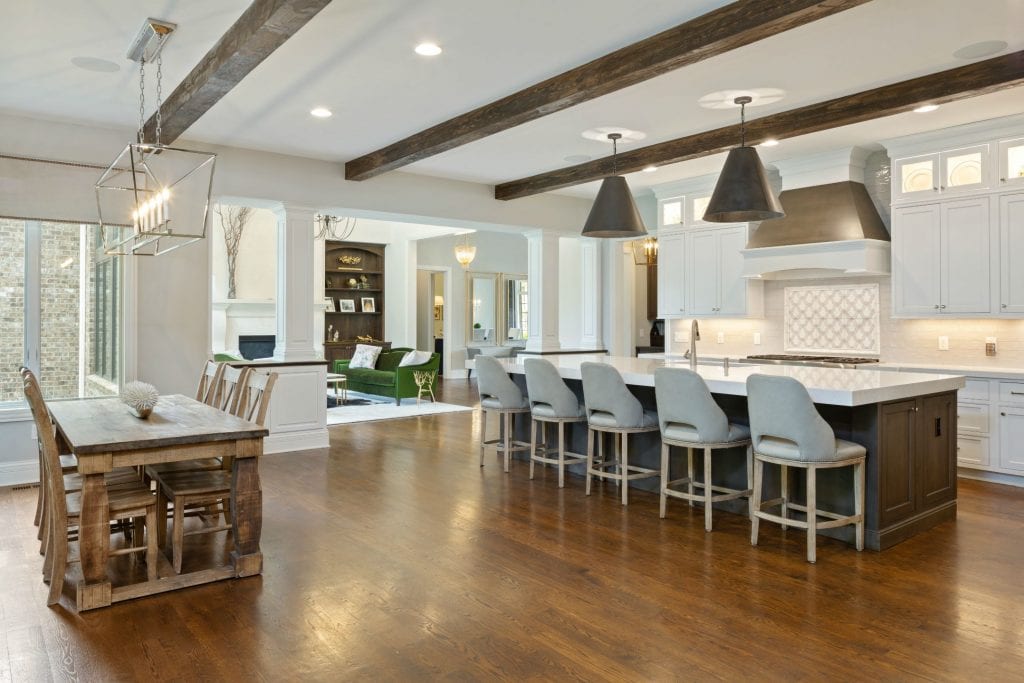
[216,205,253,299]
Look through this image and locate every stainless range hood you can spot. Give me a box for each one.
[742,148,891,280]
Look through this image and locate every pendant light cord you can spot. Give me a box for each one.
[137,58,146,144]
[740,101,746,147]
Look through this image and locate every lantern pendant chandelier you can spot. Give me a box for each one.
[95,19,217,256]
[703,96,784,223]
[581,132,648,239]
[454,232,477,268]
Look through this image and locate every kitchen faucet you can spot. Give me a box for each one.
[689,319,700,369]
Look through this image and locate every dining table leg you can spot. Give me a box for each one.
[77,472,112,610]
[230,438,263,577]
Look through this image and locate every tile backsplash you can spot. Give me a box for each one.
[669,275,1024,368]
[784,283,880,355]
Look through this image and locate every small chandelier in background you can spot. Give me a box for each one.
[315,214,357,240]
[631,236,658,266]
[703,96,784,223]
[95,18,217,257]
[454,232,477,268]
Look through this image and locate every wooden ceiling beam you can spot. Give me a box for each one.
[344,0,871,181]
[143,0,333,144]
[494,51,1024,200]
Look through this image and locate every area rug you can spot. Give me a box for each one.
[326,393,472,425]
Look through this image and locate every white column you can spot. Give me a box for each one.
[579,238,604,350]
[526,230,561,353]
[272,203,318,362]
[601,240,635,357]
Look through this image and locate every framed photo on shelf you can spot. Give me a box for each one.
[323,297,336,312]
[361,297,376,313]
[339,299,356,313]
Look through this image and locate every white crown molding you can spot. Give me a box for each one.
[881,113,1024,159]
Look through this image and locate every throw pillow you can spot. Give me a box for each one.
[349,344,383,369]
[398,350,432,367]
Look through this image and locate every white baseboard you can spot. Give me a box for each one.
[958,468,1024,488]
[0,459,39,488]
[263,429,330,454]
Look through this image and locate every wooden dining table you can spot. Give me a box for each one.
[46,394,269,611]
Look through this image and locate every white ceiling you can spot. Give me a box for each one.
[2,0,1023,200]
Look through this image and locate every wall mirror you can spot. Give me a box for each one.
[466,272,498,345]
[502,273,528,344]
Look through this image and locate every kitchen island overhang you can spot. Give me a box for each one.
[493,355,965,551]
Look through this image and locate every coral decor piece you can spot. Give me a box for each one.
[122,381,159,419]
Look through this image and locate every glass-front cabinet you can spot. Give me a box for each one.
[658,196,683,229]
[999,138,1024,188]
[941,145,988,193]
[894,145,990,202]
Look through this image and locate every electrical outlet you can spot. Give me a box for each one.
[753,332,762,345]
[716,332,725,344]
[938,336,949,351]
[986,337,997,356]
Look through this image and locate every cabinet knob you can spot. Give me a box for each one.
[934,304,940,309]
[940,304,946,309]
[940,185,946,190]
[1002,303,1008,309]
[1001,178,1007,183]
[933,187,939,192]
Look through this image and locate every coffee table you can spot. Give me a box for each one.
[326,373,348,404]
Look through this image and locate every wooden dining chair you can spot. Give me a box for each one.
[195,360,226,405]
[154,370,276,574]
[23,372,160,606]
[22,368,77,536]
[213,365,251,413]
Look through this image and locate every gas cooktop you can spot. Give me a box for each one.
[744,354,880,368]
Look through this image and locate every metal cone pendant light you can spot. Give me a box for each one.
[703,96,784,223]
[582,133,648,238]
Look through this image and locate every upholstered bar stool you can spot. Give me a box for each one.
[746,374,866,563]
[654,367,752,532]
[580,362,660,505]
[476,355,531,472]
[524,358,587,487]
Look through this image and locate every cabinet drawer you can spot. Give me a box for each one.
[960,378,990,402]
[998,382,1024,405]
[957,402,989,435]
[956,436,989,467]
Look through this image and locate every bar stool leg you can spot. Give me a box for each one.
[503,413,512,473]
[780,464,789,530]
[557,422,566,488]
[529,419,537,480]
[479,409,487,467]
[703,446,713,532]
[659,443,669,519]
[621,434,629,506]
[585,428,594,496]
[751,456,763,546]
[746,446,754,519]
[854,460,865,551]
[806,465,817,564]
[687,447,695,507]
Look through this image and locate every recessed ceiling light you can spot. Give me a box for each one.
[698,88,785,110]
[564,154,591,163]
[310,107,333,118]
[581,127,646,143]
[953,40,1008,60]
[642,165,658,173]
[71,56,120,73]
[913,104,940,114]
[759,138,779,147]
[415,42,442,56]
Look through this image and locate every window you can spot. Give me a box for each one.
[0,220,122,406]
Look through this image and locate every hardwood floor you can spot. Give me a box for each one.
[3,378,1024,681]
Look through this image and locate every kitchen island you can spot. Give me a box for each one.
[492,354,965,550]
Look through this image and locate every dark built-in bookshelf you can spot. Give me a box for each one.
[323,241,389,363]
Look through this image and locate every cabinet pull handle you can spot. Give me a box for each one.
[940,304,947,309]
[935,417,942,437]
[1003,304,1008,309]
[1001,178,1007,183]
[932,187,939,192]
[1002,412,1007,416]
[934,304,940,309]
[1010,391,1024,396]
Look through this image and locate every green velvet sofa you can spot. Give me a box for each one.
[332,347,440,404]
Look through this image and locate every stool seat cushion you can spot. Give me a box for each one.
[589,409,658,429]
[663,422,750,445]
[531,402,585,419]
[756,435,866,462]
[481,395,528,411]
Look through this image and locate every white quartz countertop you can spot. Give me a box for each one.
[493,354,965,407]
[873,362,1024,381]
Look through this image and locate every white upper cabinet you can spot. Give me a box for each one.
[893,145,990,202]
[685,225,762,318]
[892,204,941,315]
[689,194,713,227]
[658,196,684,230]
[656,229,686,318]
[1000,193,1024,313]
[998,138,1024,189]
[891,198,994,316]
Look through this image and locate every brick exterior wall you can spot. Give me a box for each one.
[0,219,26,403]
